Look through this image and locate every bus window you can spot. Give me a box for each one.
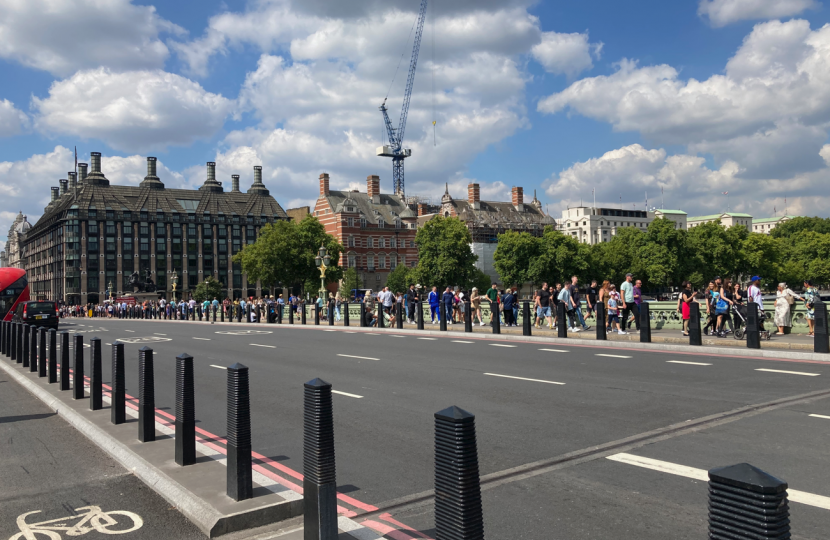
[0,276,28,319]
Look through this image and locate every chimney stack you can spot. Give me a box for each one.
[147,157,157,177]
[68,171,77,194]
[512,186,524,210]
[253,166,263,185]
[198,161,222,192]
[140,156,164,189]
[367,175,380,203]
[90,152,102,174]
[417,203,428,216]
[50,187,59,202]
[320,173,330,196]
[207,161,216,181]
[468,183,480,210]
[78,163,88,183]
[231,175,240,192]
[247,166,269,195]
[59,179,68,196]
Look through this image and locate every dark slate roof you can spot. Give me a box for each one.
[450,200,554,227]
[323,190,415,225]
[28,167,287,237]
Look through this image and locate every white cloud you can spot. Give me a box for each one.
[100,155,185,187]
[32,68,235,153]
[0,99,29,137]
[698,0,819,28]
[531,31,603,78]
[0,0,185,77]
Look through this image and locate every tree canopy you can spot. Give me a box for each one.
[193,276,223,302]
[411,216,479,288]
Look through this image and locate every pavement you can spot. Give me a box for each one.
[6,316,830,539]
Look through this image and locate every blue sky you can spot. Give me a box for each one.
[2,0,830,245]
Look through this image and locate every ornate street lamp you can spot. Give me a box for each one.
[171,270,179,303]
[108,280,114,302]
[314,244,331,300]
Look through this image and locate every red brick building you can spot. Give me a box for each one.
[314,174,418,289]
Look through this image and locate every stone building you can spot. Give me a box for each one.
[314,174,419,289]
[24,152,287,304]
[687,212,752,230]
[1,212,32,268]
[752,215,797,234]
[557,206,655,245]
[419,184,554,284]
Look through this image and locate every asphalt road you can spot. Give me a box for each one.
[24,318,830,539]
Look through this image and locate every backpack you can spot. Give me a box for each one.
[715,298,729,315]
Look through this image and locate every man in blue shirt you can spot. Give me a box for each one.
[428,286,440,324]
[442,287,455,324]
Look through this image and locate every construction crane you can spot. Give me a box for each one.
[377,0,428,199]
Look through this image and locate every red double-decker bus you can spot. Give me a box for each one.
[0,268,29,321]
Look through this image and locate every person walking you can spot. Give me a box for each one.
[470,287,485,326]
[804,280,819,336]
[406,284,418,324]
[501,288,516,326]
[598,280,611,331]
[677,281,695,336]
[569,276,591,331]
[774,282,802,335]
[429,286,440,324]
[486,283,500,326]
[607,284,625,335]
[620,273,638,333]
[717,277,736,336]
[552,283,563,329]
[586,280,598,321]
[537,283,552,329]
[442,287,455,325]
[557,284,579,331]
[747,276,768,333]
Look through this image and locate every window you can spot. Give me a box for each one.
[360,218,367,228]
[88,221,98,235]
[391,237,396,248]
[367,254,374,269]
[379,254,386,269]
[390,255,397,269]
[348,236,355,247]
[156,222,165,236]
[348,254,356,268]
[139,222,149,236]
[409,241,415,248]
[378,219,385,228]
[347,217,354,227]
[379,237,385,248]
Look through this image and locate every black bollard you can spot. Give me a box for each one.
[343,302,349,327]
[22,324,30,368]
[301,303,307,325]
[416,301,424,330]
[278,304,284,324]
[303,378,337,540]
[138,347,155,442]
[596,302,607,340]
[377,302,384,329]
[439,302,447,332]
[175,353,196,466]
[557,302,567,338]
[490,300,500,334]
[212,306,217,324]
[689,302,702,346]
[1,320,5,357]
[11,322,17,362]
[289,303,294,324]
[221,306,225,323]
[48,329,57,383]
[708,463,789,540]
[522,301,532,336]
[640,302,651,343]
[111,343,126,425]
[59,332,69,391]
[746,302,761,349]
[359,303,366,327]
[328,301,334,326]
[30,325,38,373]
[815,300,829,354]
[89,338,103,410]
[434,406,483,540]
[314,303,321,326]
[465,301,472,333]
[38,327,46,377]
[397,302,404,330]
[73,334,84,399]
[227,363,253,501]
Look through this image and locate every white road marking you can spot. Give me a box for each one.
[324,330,338,332]
[388,335,406,338]
[124,330,135,333]
[809,414,830,420]
[489,344,516,348]
[596,354,632,358]
[154,333,167,336]
[344,331,357,334]
[755,368,820,377]
[210,365,227,370]
[337,354,380,361]
[607,453,830,511]
[667,360,712,366]
[418,337,437,340]
[332,390,364,399]
[452,340,474,344]
[193,337,211,341]
[539,348,569,353]
[484,373,565,385]
[250,344,276,348]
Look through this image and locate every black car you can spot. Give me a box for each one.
[13,301,59,330]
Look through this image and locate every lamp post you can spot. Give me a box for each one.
[171,270,179,303]
[107,281,113,302]
[314,244,331,301]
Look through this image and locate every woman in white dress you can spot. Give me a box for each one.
[774,282,803,334]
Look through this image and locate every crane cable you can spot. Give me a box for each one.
[432,0,436,146]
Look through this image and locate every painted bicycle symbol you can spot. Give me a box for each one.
[11,506,143,539]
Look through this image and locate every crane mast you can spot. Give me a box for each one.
[377,0,428,198]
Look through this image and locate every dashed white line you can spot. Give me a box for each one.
[596,354,632,358]
[809,414,830,420]
[154,333,167,336]
[332,390,364,399]
[250,344,276,349]
[755,368,820,377]
[388,335,406,338]
[124,330,135,333]
[484,373,565,385]
[193,337,211,341]
[337,354,380,361]
[489,344,516,348]
[210,365,227,370]
[452,340,474,344]
[324,330,338,332]
[667,360,712,366]
[607,452,830,511]
[418,337,437,341]
[539,348,569,353]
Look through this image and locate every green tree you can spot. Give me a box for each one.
[770,216,830,239]
[412,216,478,288]
[341,267,361,300]
[494,231,541,287]
[685,220,746,285]
[232,215,343,295]
[193,276,223,302]
[529,228,589,286]
[588,227,646,287]
[469,268,493,292]
[385,264,410,294]
[740,233,782,288]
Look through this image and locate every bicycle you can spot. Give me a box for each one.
[12,505,143,539]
